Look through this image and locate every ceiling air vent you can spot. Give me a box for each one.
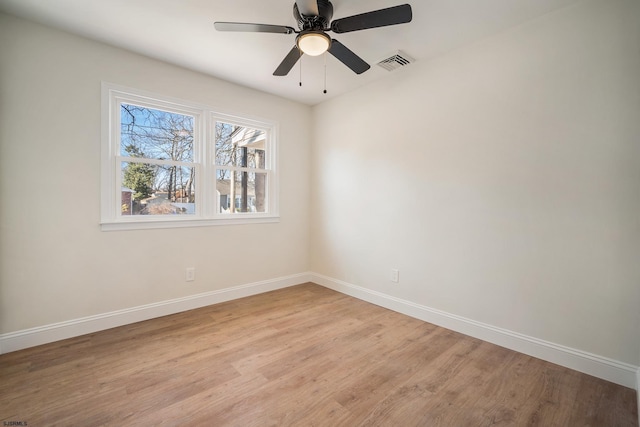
[376,50,415,71]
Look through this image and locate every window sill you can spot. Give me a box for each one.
[100,215,280,231]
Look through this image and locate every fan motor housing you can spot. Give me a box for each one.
[293,0,334,30]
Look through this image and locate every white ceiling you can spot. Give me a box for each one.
[0,0,581,105]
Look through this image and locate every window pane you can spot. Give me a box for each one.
[120,104,194,162]
[217,170,267,213]
[121,162,196,215]
[215,122,266,169]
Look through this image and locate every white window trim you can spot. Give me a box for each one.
[101,82,279,231]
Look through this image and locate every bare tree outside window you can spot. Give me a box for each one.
[120,104,196,215]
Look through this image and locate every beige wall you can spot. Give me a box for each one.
[310,0,640,365]
[0,13,311,332]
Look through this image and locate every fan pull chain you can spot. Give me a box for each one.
[299,51,303,87]
[323,52,327,94]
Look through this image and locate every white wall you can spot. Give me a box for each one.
[311,0,640,366]
[0,14,311,333]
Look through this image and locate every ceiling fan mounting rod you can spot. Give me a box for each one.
[294,0,333,31]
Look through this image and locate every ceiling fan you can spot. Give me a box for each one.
[214,0,412,77]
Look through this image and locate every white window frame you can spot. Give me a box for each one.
[101,82,279,231]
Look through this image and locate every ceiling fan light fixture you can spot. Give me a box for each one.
[297,31,331,56]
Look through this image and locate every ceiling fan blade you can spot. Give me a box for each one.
[214,22,295,34]
[330,4,412,34]
[273,46,302,76]
[295,0,320,17]
[328,39,370,74]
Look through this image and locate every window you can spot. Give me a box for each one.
[101,83,278,230]
[215,122,269,214]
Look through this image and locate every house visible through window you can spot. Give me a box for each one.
[101,83,278,230]
[215,122,267,214]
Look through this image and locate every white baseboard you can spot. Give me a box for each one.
[311,273,639,390]
[0,273,312,355]
[2,271,638,394]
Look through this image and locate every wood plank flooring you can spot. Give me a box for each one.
[1,283,637,426]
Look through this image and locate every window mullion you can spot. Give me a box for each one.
[116,156,196,168]
[198,110,211,218]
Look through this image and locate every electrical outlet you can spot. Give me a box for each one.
[391,269,399,283]
[186,267,195,282]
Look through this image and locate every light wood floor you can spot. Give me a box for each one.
[1,283,637,426]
